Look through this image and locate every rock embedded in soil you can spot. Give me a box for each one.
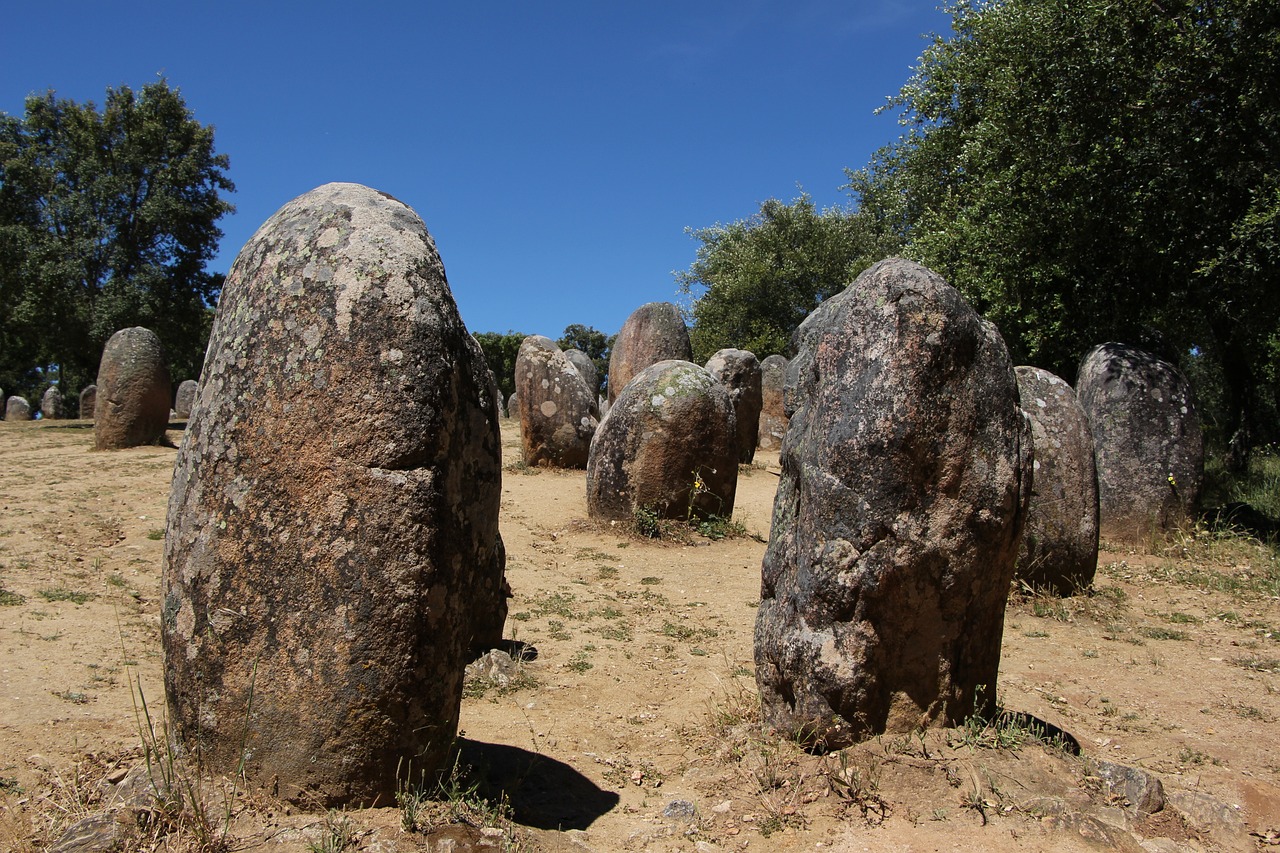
[1014,366,1100,595]
[587,359,737,523]
[754,257,1032,750]
[93,327,172,449]
[78,384,96,420]
[515,335,599,468]
[173,378,198,419]
[606,301,692,404]
[757,354,789,450]
[5,395,31,421]
[161,182,507,807]
[41,385,63,419]
[705,348,762,464]
[1076,342,1204,544]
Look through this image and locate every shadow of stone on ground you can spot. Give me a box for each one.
[456,738,620,831]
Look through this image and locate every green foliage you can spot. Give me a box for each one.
[0,78,234,405]
[852,0,1280,464]
[676,193,902,363]
[471,330,527,398]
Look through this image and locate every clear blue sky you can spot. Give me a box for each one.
[2,2,950,339]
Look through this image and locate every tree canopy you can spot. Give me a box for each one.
[472,331,528,400]
[0,79,233,408]
[848,0,1280,464]
[675,193,900,364]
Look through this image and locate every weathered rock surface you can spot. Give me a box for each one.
[706,348,762,464]
[757,354,789,450]
[41,385,64,419]
[174,378,199,419]
[587,360,737,522]
[161,182,507,807]
[515,335,599,468]
[1015,366,1099,594]
[1076,343,1203,543]
[93,327,172,449]
[5,395,31,421]
[606,302,692,404]
[563,348,600,400]
[754,258,1032,750]
[79,385,96,420]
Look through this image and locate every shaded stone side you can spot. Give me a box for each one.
[161,182,507,807]
[754,258,1032,750]
[79,385,97,420]
[706,348,762,464]
[515,335,598,468]
[606,302,692,404]
[174,379,199,419]
[587,360,737,522]
[1076,343,1203,544]
[94,327,172,449]
[1015,366,1100,595]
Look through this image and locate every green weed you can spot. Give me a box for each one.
[38,587,95,605]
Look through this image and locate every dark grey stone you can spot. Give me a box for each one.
[706,348,762,464]
[1076,343,1203,543]
[1015,366,1099,594]
[79,385,97,420]
[754,258,1032,750]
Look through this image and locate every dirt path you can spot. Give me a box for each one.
[1,418,1277,851]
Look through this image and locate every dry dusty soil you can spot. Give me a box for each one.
[1,418,1279,852]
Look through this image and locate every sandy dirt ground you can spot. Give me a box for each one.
[1,417,1278,852]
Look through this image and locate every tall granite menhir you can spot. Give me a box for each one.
[94,327,171,449]
[755,258,1032,750]
[1076,342,1203,543]
[161,183,507,807]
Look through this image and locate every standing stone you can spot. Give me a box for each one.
[705,348,762,464]
[79,385,97,420]
[93,328,172,449]
[606,302,692,404]
[161,182,507,807]
[41,386,64,420]
[5,396,31,421]
[587,360,738,522]
[563,348,599,400]
[1076,343,1203,543]
[754,258,1032,750]
[757,355,789,450]
[174,379,199,419]
[515,335,598,468]
[1015,366,1099,595]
